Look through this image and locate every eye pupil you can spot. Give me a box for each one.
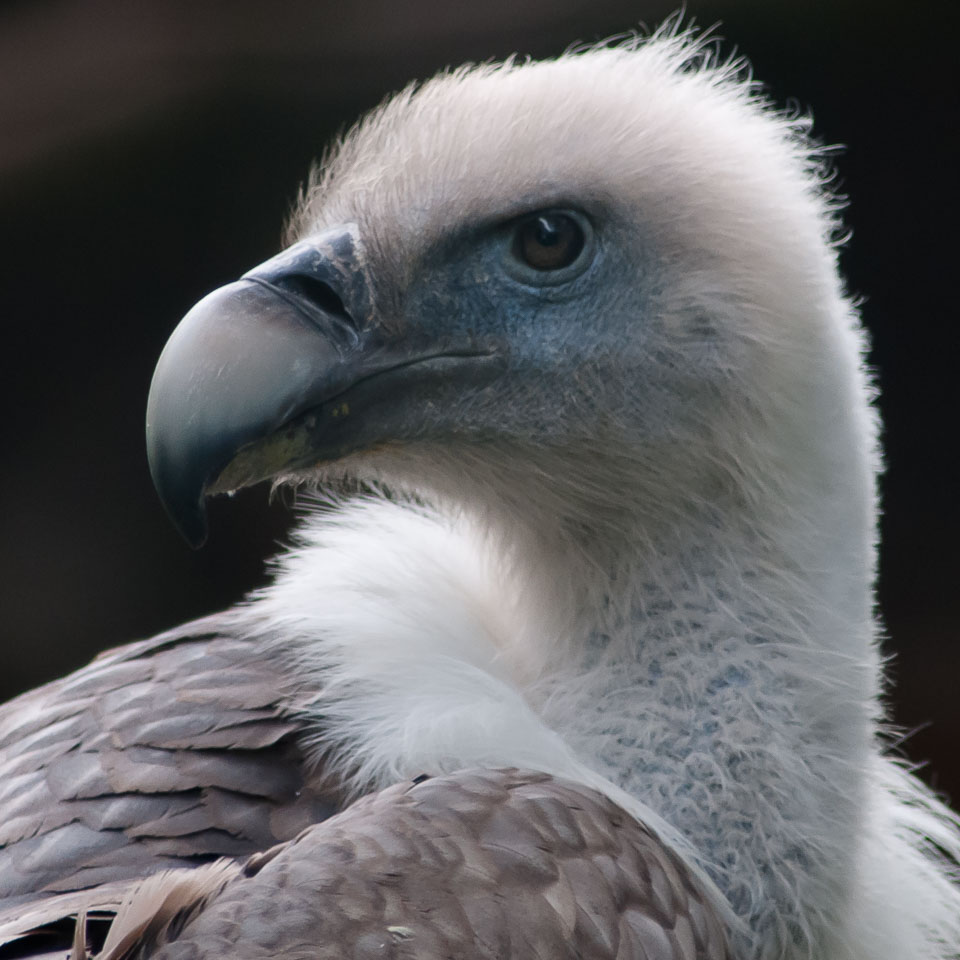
[514,212,585,271]
[534,217,561,247]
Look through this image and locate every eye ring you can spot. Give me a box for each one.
[504,208,595,286]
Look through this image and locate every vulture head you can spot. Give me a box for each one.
[147,36,867,563]
[141,30,960,960]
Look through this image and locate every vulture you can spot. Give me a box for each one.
[1,26,958,960]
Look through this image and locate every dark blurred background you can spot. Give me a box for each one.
[2,0,958,797]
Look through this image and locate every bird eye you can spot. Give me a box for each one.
[512,212,586,271]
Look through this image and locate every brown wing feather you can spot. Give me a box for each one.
[0,616,337,919]
[0,636,730,959]
[92,769,730,960]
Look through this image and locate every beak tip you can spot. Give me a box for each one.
[150,467,210,548]
[146,435,211,549]
[176,507,209,550]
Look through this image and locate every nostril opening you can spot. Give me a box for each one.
[279,274,353,325]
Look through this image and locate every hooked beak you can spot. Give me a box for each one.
[146,225,501,546]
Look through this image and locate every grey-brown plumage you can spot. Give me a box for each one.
[1,769,729,960]
[0,616,336,912]
[0,626,727,959]
[0,624,728,958]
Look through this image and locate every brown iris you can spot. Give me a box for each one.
[513,213,585,271]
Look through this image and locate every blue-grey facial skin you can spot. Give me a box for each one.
[391,205,618,439]
[383,199,726,461]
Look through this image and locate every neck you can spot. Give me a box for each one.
[243,337,882,957]
[465,370,881,956]
[509,506,876,955]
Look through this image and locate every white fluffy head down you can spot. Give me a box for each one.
[229,27,960,960]
[287,29,875,586]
